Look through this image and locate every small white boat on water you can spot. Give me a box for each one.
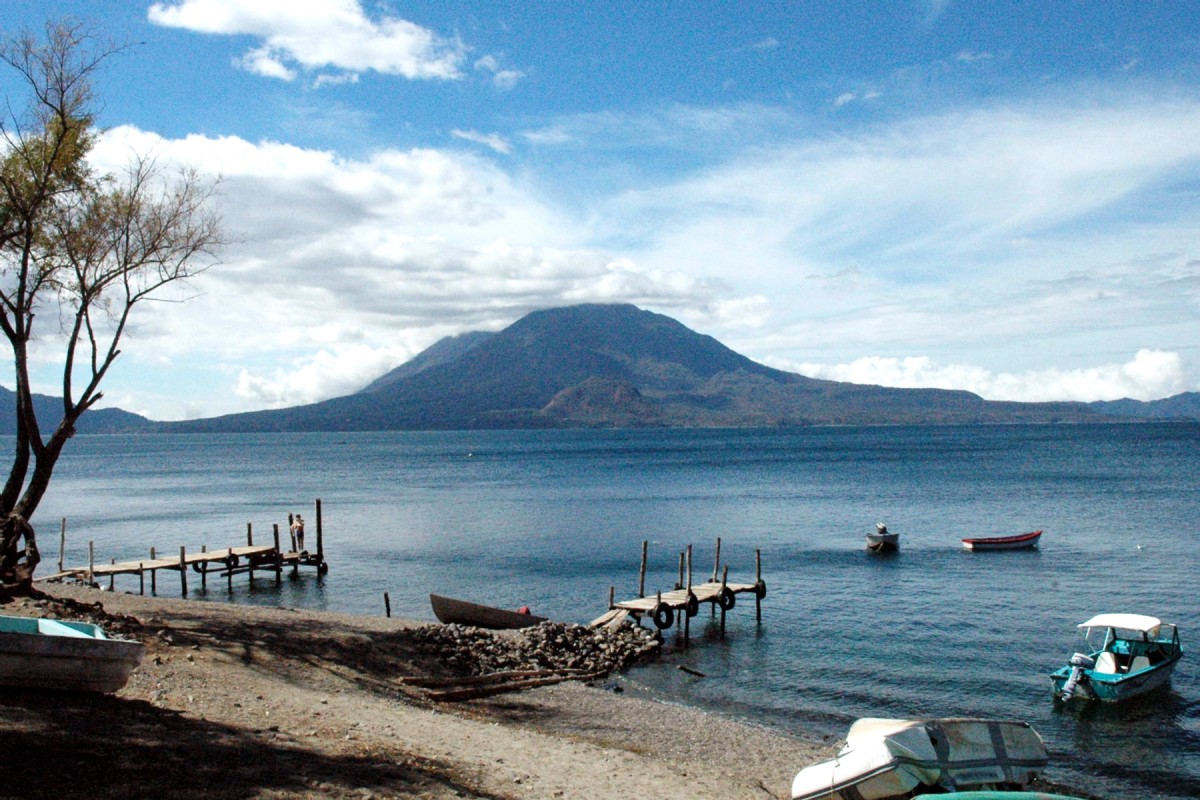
[0,614,145,693]
[866,522,899,553]
[790,717,1048,800]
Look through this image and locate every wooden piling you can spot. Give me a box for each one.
[608,585,615,610]
[272,524,282,582]
[315,498,324,560]
[138,563,144,595]
[638,540,648,598]
[684,544,693,646]
[178,546,188,597]
[720,566,729,638]
[755,549,762,622]
[384,592,391,618]
[150,547,157,593]
[200,545,208,589]
[88,541,94,586]
[676,551,684,590]
[246,522,253,546]
[58,518,66,573]
[109,558,115,591]
[712,536,722,582]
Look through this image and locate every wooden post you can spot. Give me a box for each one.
[684,544,693,647]
[227,546,234,592]
[712,537,722,582]
[88,541,94,586]
[608,585,615,610]
[246,522,253,546]
[720,566,729,638]
[138,563,144,596]
[150,547,157,593]
[58,518,66,572]
[315,498,324,560]
[200,545,208,589]
[109,558,115,591]
[179,546,188,598]
[755,548,763,622]
[287,513,297,552]
[638,540,648,598]
[272,524,282,582]
[676,551,684,590]
[384,592,391,618]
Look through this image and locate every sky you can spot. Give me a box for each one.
[3,0,1199,421]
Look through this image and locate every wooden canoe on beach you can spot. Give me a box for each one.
[0,614,145,693]
[430,594,548,630]
[961,530,1042,551]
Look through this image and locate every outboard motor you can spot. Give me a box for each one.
[1059,653,1095,701]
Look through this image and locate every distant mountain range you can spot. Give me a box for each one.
[4,304,1197,433]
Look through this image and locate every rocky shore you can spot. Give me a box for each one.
[409,619,661,676]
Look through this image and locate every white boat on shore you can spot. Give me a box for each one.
[790,717,1048,800]
[0,614,145,693]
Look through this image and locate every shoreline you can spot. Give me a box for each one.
[2,583,830,800]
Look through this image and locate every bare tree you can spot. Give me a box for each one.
[0,21,222,593]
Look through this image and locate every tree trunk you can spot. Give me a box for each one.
[0,513,39,594]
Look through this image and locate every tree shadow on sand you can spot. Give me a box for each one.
[0,687,500,800]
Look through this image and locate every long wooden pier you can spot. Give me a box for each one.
[590,538,766,644]
[42,500,328,596]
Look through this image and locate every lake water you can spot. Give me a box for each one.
[33,423,1200,799]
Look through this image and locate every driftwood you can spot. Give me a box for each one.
[396,668,607,702]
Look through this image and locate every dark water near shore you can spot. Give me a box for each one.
[35,423,1200,799]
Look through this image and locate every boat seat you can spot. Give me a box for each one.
[1129,655,1151,673]
[1093,651,1120,674]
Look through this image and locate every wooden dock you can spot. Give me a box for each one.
[590,538,766,644]
[42,500,328,597]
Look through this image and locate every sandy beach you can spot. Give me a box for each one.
[0,583,830,800]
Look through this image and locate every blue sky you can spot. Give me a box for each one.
[4,1,1200,420]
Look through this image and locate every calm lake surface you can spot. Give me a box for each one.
[34,423,1200,799]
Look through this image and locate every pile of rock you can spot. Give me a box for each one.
[411,620,660,677]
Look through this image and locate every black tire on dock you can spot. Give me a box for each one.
[718,587,736,611]
[652,602,675,630]
[754,579,767,600]
[685,592,699,618]
[317,561,329,575]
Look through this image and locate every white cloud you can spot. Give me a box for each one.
[452,129,513,155]
[787,349,1186,402]
[474,54,526,90]
[148,0,465,80]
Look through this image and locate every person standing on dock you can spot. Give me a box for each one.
[291,514,306,553]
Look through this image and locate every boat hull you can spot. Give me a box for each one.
[1051,651,1181,702]
[0,615,145,693]
[866,532,899,552]
[962,531,1042,551]
[430,594,548,630]
[792,718,1048,800]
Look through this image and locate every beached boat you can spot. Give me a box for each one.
[867,522,899,553]
[913,792,1086,799]
[790,717,1048,800]
[0,614,145,693]
[961,530,1042,551]
[1050,613,1182,703]
[429,594,548,630]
